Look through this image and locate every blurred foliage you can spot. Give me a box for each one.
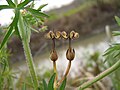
[0,46,15,90]
[103,16,120,90]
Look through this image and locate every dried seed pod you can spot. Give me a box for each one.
[61,31,68,39]
[50,50,58,61]
[74,32,79,39]
[66,48,75,61]
[70,31,75,39]
[55,31,61,39]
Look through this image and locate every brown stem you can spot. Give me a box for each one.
[53,61,58,89]
[56,61,71,87]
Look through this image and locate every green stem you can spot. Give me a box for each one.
[79,60,120,90]
[18,13,39,89]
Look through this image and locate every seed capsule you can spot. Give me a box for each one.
[66,48,75,61]
[70,31,75,39]
[50,50,58,61]
[61,31,68,39]
[55,31,61,39]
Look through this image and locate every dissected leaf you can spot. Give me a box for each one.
[43,79,48,90]
[38,4,48,11]
[26,8,49,18]
[6,0,15,7]
[17,0,33,9]
[59,78,67,90]
[48,73,56,90]
[0,5,13,11]
[115,16,120,26]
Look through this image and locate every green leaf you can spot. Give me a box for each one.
[59,78,67,90]
[48,73,56,90]
[17,0,33,9]
[0,9,19,50]
[43,79,48,90]
[0,5,13,11]
[6,0,15,7]
[0,26,14,50]
[22,83,26,90]
[38,4,48,11]
[115,16,120,26]
[26,8,49,18]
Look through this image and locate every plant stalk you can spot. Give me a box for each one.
[79,60,120,90]
[53,61,58,90]
[56,61,71,87]
[18,13,39,89]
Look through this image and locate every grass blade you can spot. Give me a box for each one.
[59,78,67,90]
[6,0,15,7]
[48,73,56,90]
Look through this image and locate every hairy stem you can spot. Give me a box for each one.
[79,60,120,90]
[18,13,39,89]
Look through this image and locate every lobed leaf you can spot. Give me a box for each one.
[48,73,56,90]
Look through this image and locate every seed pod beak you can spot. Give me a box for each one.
[66,48,75,61]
